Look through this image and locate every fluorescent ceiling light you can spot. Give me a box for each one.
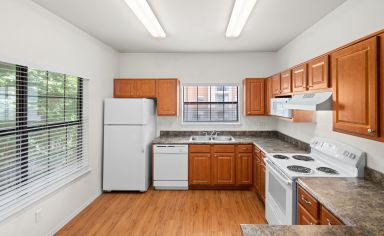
[226,0,258,38]
[124,0,166,38]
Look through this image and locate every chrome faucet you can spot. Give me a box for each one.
[210,130,219,136]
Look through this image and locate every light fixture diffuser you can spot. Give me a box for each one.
[124,0,166,38]
[226,0,258,38]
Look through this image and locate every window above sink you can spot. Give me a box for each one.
[182,84,239,124]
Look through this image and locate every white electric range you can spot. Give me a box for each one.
[265,137,366,225]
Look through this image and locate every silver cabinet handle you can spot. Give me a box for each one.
[301,195,312,205]
[326,218,332,225]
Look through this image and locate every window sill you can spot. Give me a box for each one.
[181,122,241,125]
[0,167,91,223]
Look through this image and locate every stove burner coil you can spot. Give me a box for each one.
[317,167,339,175]
[273,155,289,160]
[287,165,312,174]
[292,155,314,161]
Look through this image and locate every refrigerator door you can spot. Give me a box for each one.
[103,125,146,191]
[104,98,155,125]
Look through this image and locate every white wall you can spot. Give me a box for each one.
[118,53,277,134]
[275,0,384,172]
[0,0,118,235]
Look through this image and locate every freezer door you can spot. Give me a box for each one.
[103,125,147,191]
[104,98,155,125]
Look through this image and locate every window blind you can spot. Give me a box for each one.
[0,61,89,220]
[183,85,239,122]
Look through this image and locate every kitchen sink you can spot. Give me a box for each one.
[189,136,212,142]
[189,135,235,142]
[211,136,235,142]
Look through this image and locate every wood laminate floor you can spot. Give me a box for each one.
[56,188,266,236]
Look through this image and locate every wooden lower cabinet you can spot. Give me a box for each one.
[259,155,266,202]
[320,206,343,225]
[189,144,253,188]
[298,204,318,225]
[188,153,211,186]
[213,153,236,185]
[297,185,344,226]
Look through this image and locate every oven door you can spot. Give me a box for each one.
[265,159,294,225]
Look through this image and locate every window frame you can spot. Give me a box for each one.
[181,83,241,125]
[0,62,89,221]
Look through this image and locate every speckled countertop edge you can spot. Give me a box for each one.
[296,178,354,226]
[240,224,368,236]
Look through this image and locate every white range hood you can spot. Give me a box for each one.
[285,91,333,111]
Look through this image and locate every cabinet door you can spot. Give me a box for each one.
[260,157,266,202]
[157,79,179,116]
[244,78,265,115]
[308,55,329,90]
[292,64,308,92]
[331,37,378,137]
[379,34,384,140]
[298,204,319,225]
[114,79,135,97]
[271,74,281,96]
[320,206,343,225]
[254,151,261,193]
[280,70,292,94]
[136,79,156,98]
[189,153,211,186]
[265,78,272,115]
[236,153,253,185]
[213,153,236,185]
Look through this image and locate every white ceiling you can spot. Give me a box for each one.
[32,0,346,53]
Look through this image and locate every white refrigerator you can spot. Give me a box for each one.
[103,98,156,192]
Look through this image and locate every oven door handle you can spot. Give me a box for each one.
[266,159,292,186]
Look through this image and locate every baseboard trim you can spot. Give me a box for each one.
[47,191,102,236]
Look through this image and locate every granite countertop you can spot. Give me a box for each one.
[240,224,365,236]
[152,135,309,154]
[296,177,384,235]
[242,177,384,236]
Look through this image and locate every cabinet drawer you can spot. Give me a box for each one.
[237,145,253,153]
[213,145,235,153]
[189,145,210,153]
[320,206,343,225]
[298,204,319,225]
[298,186,319,219]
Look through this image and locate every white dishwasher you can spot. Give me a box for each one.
[153,145,188,190]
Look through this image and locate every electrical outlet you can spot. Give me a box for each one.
[35,209,42,224]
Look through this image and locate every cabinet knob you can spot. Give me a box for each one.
[368,129,375,133]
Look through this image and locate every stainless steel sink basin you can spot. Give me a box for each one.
[211,136,235,142]
[189,136,212,142]
[189,135,235,142]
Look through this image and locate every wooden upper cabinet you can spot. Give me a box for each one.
[236,152,253,185]
[292,64,308,92]
[135,79,156,98]
[379,33,384,141]
[243,78,265,116]
[213,152,236,185]
[271,74,281,96]
[308,55,329,90]
[189,153,211,186]
[114,79,156,98]
[114,79,135,97]
[157,79,179,116]
[265,78,272,115]
[331,37,378,137]
[280,70,292,94]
